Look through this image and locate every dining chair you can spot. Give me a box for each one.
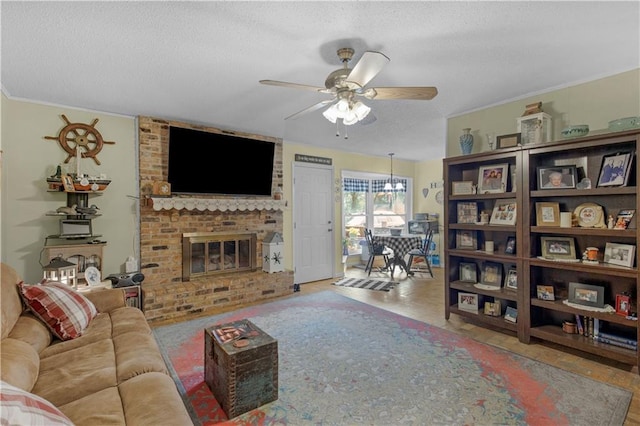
[364,229,392,276]
[406,229,435,278]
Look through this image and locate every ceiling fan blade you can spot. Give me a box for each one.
[346,51,390,88]
[363,86,438,100]
[260,80,332,93]
[285,99,335,120]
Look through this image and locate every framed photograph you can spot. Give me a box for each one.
[61,174,75,192]
[504,306,518,323]
[615,293,631,316]
[478,164,509,194]
[540,236,576,260]
[458,293,479,313]
[452,181,475,195]
[456,230,477,250]
[568,282,605,308]
[459,262,477,283]
[489,199,517,226]
[614,209,635,230]
[536,202,560,226]
[537,166,577,189]
[496,133,521,149]
[536,285,555,301]
[480,261,502,288]
[504,268,518,290]
[484,301,501,317]
[604,242,636,268]
[597,152,633,187]
[504,236,516,254]
[457,202,478,224]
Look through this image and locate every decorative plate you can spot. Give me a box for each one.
[84,266,101,287]
[574,203,605,228]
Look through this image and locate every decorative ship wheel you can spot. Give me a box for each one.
[45,114,116,165]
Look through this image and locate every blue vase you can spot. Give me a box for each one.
[460,128,474,155]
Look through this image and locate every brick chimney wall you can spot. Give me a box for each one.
[137,116,293,322]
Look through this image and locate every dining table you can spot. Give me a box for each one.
[373,235,423,277]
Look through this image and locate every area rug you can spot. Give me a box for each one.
[332,277,396,291]
[152,291,632,426]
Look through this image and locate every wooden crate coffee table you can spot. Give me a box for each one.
[204,319,278,419]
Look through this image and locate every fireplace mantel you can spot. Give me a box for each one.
[150,197,285,212]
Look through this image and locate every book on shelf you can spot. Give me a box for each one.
[595,336,638,351]
[574,314,584,335]
[597,331,637,347]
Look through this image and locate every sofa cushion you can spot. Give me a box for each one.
[8,312,52,354]
[19,281,98,341]
[58,386,125,425]
[40,312,112,358]
[0,380,74,426]
[1,263,24,339]
[0,338,39,392]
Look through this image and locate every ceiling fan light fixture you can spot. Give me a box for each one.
[322,105,339,123]
[352,101,371,120]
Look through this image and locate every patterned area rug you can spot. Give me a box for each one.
[152,291,631,425]
[332,277,396,291]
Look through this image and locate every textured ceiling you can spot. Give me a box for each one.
[2,1,638,161]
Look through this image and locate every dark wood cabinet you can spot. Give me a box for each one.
[444,129,640,369]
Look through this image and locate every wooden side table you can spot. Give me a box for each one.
[204,319,278,418]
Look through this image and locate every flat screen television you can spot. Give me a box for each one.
[168,126,275,196]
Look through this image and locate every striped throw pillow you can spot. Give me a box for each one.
[18,281,97,341]
[0,380,74,425]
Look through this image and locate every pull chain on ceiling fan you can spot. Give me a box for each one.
[260,47,438,135]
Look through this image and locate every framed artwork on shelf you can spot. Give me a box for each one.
[597,152,633,187]
[604,242,636,268]
[536,285,555,301]
[568,282,605,308]
[477,164,509,194]
[504,268,518,290]
[540,236,576,260]
[504,236,516,254]
[456,230,477,250]
[537,166,577,189]
[536,202,560,226]
[614,209,635,229]
[458,293,479,313]
[61,175,75,192]
[489,199,517,226]
[615,293,631,316]
[452,181,475,195]
[484,301,501,317]
[459,262,477,283]
[504,306,518,323]
[457,202,478,224]
[496,133,521,149]
[479,261,502,289]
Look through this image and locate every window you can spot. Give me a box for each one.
[342,172,412,255]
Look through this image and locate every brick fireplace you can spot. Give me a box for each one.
[138,117,294,322]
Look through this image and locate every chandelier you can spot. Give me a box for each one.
[384,153,404,191]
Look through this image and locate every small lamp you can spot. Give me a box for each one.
[43,256,78,289]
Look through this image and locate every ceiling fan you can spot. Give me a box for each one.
[260,48,438,130]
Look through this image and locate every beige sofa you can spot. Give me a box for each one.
[0,263,192,425]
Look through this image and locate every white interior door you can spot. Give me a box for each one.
[293,162,334,283]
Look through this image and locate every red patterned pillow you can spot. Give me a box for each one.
[18,281,97,341]
[0,380,74,425]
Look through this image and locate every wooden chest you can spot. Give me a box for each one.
[204,319,278,419]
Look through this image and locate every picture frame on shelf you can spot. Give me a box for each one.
[504,236,516,254]
[536,202,561,226]
[568,282,605,308]
[61,175,75,192]
[614,209,635,229]
[615,293,631,317]
[459,262,477,283]
[458,293,479,313]
[489,199,517,226]
[457,201,478,224]
[540,236,576,260]
[504,306,518,323]
[504,268,518,290]
[536,285,555,301]
[597,152,633,187]
[537,166,577,190]
[456,230,477,250]
[477,164,509,194]
[604,242,636,268]
[452,181,475,196]
[484,301,501,317]
[496,133,521,149]
[479,261,502,289]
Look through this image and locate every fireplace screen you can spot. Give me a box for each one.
[182,232,257,280]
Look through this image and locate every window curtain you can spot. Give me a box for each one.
[342,178,369,192]
[371,179,408,193]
